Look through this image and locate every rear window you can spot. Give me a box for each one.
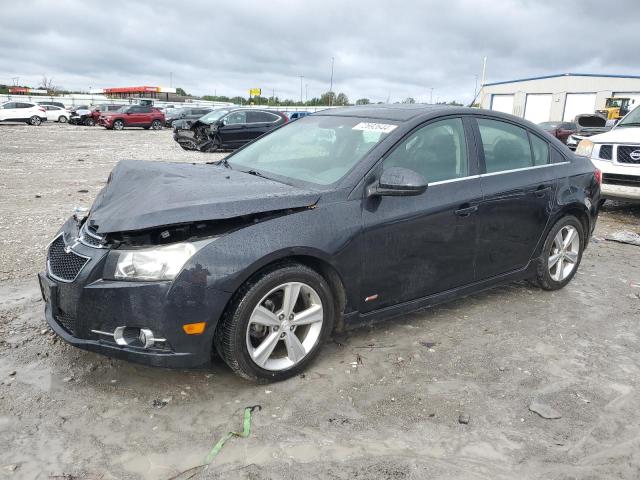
[478,118,533,173]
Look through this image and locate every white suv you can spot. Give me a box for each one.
[576,106,640,202]
[0,101,47,125]
[41,105,70,123]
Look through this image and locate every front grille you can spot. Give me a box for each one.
[599,145,612,160]
[618,146,640,164]
[55,310,77,335]
[47,235,89,282]
[602,173,640,188]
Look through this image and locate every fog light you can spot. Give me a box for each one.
[138,328,155,348]
[183,322,206,335]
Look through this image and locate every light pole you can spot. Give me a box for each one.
[299,75,304,105]
[329,56,334,106]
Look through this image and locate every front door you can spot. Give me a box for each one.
[473,117,556,279]
[219,111,249,147]
[361,117,482,313]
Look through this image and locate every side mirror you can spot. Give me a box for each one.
[367,167,428,197]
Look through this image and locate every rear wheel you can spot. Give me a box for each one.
[113,119,124,130]
[83,117,95,126]
[151,119,162,130]
[29,116,42,126]
[534,215,584,290]
[58,115,68,123]
[215,264,335,382]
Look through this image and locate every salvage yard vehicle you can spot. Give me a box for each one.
[0,101,47,125]
[68,105,93,126]
[39,105,600,382]
[565,114,612,150]
[89,104,124,125]
[98,105,165,130]
[173,108,288,151]
[538,121,577,144]
[42,105,71,123]
[165,106,213,127]
[576,105,640,202]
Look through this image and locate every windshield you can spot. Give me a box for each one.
[199,109,230,124]
[228,115,398,186]
[617,105,640,127]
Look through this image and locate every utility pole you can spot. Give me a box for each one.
[299,75,304,105]
[474,75,478,102]
[329,57,334,106]
[481,56,487,86]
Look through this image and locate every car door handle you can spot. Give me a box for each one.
[454,205,478,217]
[535,185,552,197]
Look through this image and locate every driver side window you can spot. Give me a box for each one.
[383,118,469,183]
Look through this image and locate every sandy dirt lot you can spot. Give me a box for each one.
[1,122,640,479]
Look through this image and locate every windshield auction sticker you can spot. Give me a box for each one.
[352,122,398,133]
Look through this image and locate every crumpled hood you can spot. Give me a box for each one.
[88,160,320,234]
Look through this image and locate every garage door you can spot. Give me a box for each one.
[490,94,514,115]
[563,93,596,121]
[524,94,552,124]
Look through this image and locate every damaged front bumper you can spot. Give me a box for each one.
[38,220,233,368]
[173,124,219,152]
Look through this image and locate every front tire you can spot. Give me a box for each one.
[215,263,335,382]
[29,116,42,126]
[534,215,584,291]
[58,115,68,123]
[113,119,124,130]
[84,117,95,126]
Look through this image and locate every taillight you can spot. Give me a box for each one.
[594,168,602,185]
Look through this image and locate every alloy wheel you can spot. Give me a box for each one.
[246,282,324,371]
[151,120,162,130]
[548,225,580,281]
[30,116,41,126]
[113,120,124,130]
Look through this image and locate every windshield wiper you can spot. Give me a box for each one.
[206,158,232,169]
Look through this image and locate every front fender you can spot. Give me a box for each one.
[177,201,363,311]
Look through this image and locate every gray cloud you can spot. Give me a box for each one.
[1,0,639,104]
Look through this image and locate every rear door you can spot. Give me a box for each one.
[246,111,281,141]
[361,116,482,312]
[473,117,557,279]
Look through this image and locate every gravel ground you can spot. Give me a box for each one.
[1,122,640,479]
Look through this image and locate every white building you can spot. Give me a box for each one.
[480,73,640,123]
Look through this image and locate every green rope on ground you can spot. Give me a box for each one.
[203,405,261,464]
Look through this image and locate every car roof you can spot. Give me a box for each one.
[319,104,461,121]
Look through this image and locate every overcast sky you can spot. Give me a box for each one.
[1,0,639,104]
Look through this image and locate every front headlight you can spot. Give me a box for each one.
[108,241,207,281]
[575,139,594,158]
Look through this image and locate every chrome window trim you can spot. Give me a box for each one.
[426,161,569,186]
[46,233,91,283]
[480,161,570,177]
